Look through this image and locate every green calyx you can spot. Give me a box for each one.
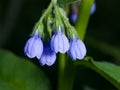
[54,5,78,39]
[31,22,43,37]
[47,15,53,37]
[31,0,78,41]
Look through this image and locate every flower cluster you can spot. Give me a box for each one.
[24,1,86,66]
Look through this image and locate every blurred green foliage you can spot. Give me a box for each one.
[57,0,80,5]
[75,57,120,89]
[0,50,50,90]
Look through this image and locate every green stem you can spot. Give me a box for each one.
[52,0,57,4]
[58,55,75,90]
[39,1,53,23]
[75,0,94,40]
[58,54,66,90]
[57,0,95,90]
[32,1,54,35]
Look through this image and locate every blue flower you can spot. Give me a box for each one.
[70,13,78,24]
[68,37,86,60]
[90,2,96,15]
[39,44,56,66]
[51,26,69,54]
[24,31,43,59]
[70,2,96,24]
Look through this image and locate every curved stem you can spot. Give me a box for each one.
[57,0,95,90]
[75,0,94,40]
[39,1,53,23]
[52,0,57,4]
[32,1,54,35]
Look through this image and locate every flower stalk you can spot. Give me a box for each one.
[24,0,92,89]
[57,0,94,90]
[75,0,95,40]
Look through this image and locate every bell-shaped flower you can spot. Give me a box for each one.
[68,37,86,60]
[39,45,56,66]
[24,31,43,59]
[90,2,96,15]
[50,27,69,54]
[70,12,78,24]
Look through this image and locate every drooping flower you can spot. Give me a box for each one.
[68,37,86,60]
[39,44,56,66]
[24,31,43,59]
[70,2,96,24]
[70,13,78,24]
[90,2,96,15]
[50,26,69,54]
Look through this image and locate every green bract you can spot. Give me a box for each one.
[32,0,79,41]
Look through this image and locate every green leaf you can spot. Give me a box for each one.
[75,57,120,89]
[0,50,51,90]
[57,0,80,5]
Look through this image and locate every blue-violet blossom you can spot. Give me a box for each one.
[51,26,69,54]
[70,12,78,24]
[90,2,96,15]
[70,2,96,24]
[24,31,43,59]
[68,37,86,60]
[39,44,56,66]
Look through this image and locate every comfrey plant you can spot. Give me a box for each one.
[22,0,120,90]
[0,0,119,89]
[24,0,86,66]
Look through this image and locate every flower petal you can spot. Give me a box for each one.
[68,38,86,60]
[39,45,56,66]
[91,2,96,15]
[24,36,36,58]
[76,39,86,59]
[68,41,77,60]
[70,13,78,24]
[24,34,43,59]
[33,36,43,59]
[46,52,56,66]
[50,27,69,54]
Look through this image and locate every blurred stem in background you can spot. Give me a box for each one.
[75,0,94,40]
[58,0,94,90]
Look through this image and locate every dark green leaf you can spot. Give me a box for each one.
[75,57,120,89]
[0,50,51,90]
[57,0,80,5]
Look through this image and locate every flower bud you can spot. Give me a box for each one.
[68,37,86,60]
[24,31,43,59]
[50,26,69,54]
[39,44,56,66]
